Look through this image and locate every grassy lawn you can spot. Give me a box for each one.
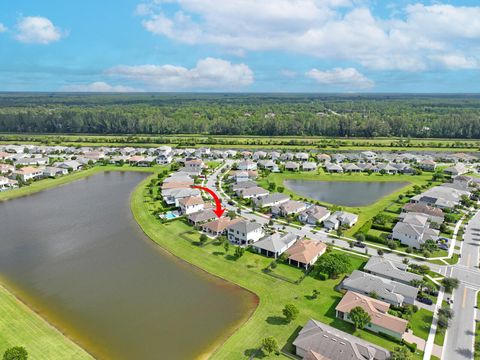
[131,174,424,359]
[257,170,436,237]
[409,308,434,341]
[0,285,92,360]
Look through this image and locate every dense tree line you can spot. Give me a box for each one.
[1,93,480,138]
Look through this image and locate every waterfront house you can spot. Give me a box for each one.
[285,161,300,171]
[271,200,307,217]
[293,319,390,360]
[202,217,242,237]
[324,211,358,230]
[236,186,269,199]
[227,220,264,245]
[252,233,299,258]
[12,166,43,182]
[187,209,217,226]
[286,239,327,268]
[301,162,317,171]
[179,196,205,215]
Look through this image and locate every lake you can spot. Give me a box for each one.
[0,171,254,360]
[284,179,409,207]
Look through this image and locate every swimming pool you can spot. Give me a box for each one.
[164,211,178,220]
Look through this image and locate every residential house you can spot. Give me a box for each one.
[55,160,83,171]
[298,205,331,225]
[0,164,14,174]
[293,319,390,360]
[252,233,299,258]
[316,154,331,162]
[188,209,217,226]
[12,166,43,182]
[295,152,310,161]
[156,153,173,164]
[238,160,257,171]
[342,163,361,172]
[392,213,440,249]
[163,188,201,206]
[285,161,300,171]
[341,270,418,306]
[302,162,317,171]
[410,185,470,209]
[444,163,469,176]
[254,193,290,208]
[202,217,241,237]
[42,166,68,177]
[227,220,264,245]
[363,256,423,285]
[324,211,358,230]
[336,291,408,339]
[179,196,205,215]
[361,151,378,161]
[185,159,204,173]
[401,203,445,225]
[286,239,327,268]
[237,186,269,199]
[231,180,257,192]
[419,159,437,171]
[272,200,307,217]
[325,163,343,173]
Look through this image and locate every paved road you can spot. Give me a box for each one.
[208,161,480,359]
[443,211,480,360]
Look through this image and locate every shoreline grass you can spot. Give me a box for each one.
[131,173,425,359]
[0,284,93,360]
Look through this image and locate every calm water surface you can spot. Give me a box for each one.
[284,179,409,206]
[0,172,254,360]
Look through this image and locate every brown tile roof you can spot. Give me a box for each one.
[403,203,444,217]
[15,166,41,175]
[286,239,326,264]
[161,181,193,190]
[179,196,204,206]
[336,291,408,335]
[202,217,241,233]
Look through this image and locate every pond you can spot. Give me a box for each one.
[284,179,409,207]
[0,171,254,360]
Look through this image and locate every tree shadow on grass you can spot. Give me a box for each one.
[225,254,238,261]
[212,251,224,256]
[266,316,288,325]
[244,348,266,359]
[281,325,302,355]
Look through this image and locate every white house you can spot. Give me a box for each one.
[12,166,43,182]
[227,220,264,245]
[179,196,205,215]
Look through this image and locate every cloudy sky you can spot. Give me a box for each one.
[1,0,480,92]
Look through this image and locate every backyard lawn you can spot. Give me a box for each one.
[132,174,426,359]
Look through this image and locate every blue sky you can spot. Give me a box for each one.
[1,0,480,92]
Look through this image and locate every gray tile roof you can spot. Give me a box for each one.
[293,319,390,360]
[364,257,423,284]
[342,270,419,304]
[228,219,262,234]
[253,233,298,253]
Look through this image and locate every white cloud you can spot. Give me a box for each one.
[0,23,7,33]
[62,82,142,93]
[15,16,65,44]
[280,69,297,78]
[137,1,480,71]
[106,57,254,90]
[306,67,374,90]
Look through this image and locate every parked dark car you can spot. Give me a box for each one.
[438,244,448,251]
[228,200,234,206]
[354,242,366,248]
[417,296,433,305]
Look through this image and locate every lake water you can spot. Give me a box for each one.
[0,172,254,360]
[284,179,409,207]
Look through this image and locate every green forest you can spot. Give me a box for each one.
[1,93,480,138]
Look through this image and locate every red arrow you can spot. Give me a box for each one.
[191,185,225,218]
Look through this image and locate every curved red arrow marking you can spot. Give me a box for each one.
[191,185,225,218]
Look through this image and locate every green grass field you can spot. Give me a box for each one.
[132,173,426,359]
[257,170,437,236]
[0,285,92,360]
